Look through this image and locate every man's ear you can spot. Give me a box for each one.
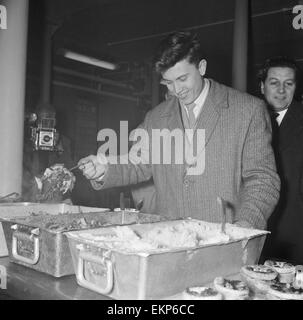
[198,59,207,76]
[260,82,265,95]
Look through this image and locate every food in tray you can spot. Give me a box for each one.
[213,277,249,300]
[183,286,223,300]
[7,211,163,233]
[266,282,303,300]
[72,220,266,253]
[264,260,296,283]
[114,208,139,213]
[9,213,111,232]
[35,164,75,202]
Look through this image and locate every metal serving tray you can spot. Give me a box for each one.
[66,219,268,300]
[1,207,164,277]
[0,202,107,257]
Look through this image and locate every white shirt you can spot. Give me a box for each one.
[183,78,210,120]
[275,109,288,126]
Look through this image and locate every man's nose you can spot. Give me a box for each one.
[173,82,182,95]
[278,83,286,93]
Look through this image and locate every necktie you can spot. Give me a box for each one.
[271,112,279,121]
[270,111,279,149]
[185,103,196,128]
[184,103,197,170]
[270,111,279,129]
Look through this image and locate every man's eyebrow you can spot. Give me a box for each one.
[161,73,189,82]
[176,73,189,80]
[267,77,295,82]
[160,77,171,83]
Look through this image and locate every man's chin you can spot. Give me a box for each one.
[273,106,288,112]
[271,103,289,112]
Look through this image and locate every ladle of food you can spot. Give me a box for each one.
[35,163,76,202]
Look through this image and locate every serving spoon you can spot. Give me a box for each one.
[68,164,81,171]
[217,196,227,234]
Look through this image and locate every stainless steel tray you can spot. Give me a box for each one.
[1,209,164,277]
[0,203,108,257]
[66,219,268,299]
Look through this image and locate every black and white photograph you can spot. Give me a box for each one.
[0,0,303,304]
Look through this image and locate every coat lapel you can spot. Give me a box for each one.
[195,79,226,148]
[164,98,184,131]
[157,80,227,174]
[160,80,227,137]
[279,102,303,151]
[158,98,185,178]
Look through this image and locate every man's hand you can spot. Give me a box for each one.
[78,154,107,180]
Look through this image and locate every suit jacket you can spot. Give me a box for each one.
[261,100,303,264]
[94,80,280,229]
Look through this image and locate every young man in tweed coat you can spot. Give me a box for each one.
[79,31,280,230]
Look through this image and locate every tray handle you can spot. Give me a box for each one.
[77,250,113,295]
[12,229,40,265]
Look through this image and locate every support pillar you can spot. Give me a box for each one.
[232,0,249,92]
[0,0,29,196]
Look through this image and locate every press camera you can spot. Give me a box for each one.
[28,109,60,151]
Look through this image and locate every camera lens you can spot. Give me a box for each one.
[43,135,51,142]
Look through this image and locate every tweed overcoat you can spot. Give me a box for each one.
[94,80,280,229]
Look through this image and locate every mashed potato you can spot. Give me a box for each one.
[74,219,266,253]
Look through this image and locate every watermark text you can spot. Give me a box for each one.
[97,121,206,175]
[293,5,303,30]
[0,5,7,30]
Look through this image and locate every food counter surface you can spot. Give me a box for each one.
[0,257,270,300]
[0,257,111,300]
[0,257,195,300]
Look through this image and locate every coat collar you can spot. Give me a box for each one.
[159,79,228,146]
[159,79,228,118]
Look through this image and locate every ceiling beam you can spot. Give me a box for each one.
[53,80,139,103]
[53,66,130,89]
[107,7,293,46]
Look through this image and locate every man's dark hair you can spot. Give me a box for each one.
[258,56,302,100]
[153,30,203,74]
[258,56,301,83]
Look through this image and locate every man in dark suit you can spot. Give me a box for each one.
[259,56,303,264]
[78,31,280,230]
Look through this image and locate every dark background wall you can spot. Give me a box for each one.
[23,0,303,208]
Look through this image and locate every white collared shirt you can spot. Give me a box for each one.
[275,108,288,126]
[183,78,210,120]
